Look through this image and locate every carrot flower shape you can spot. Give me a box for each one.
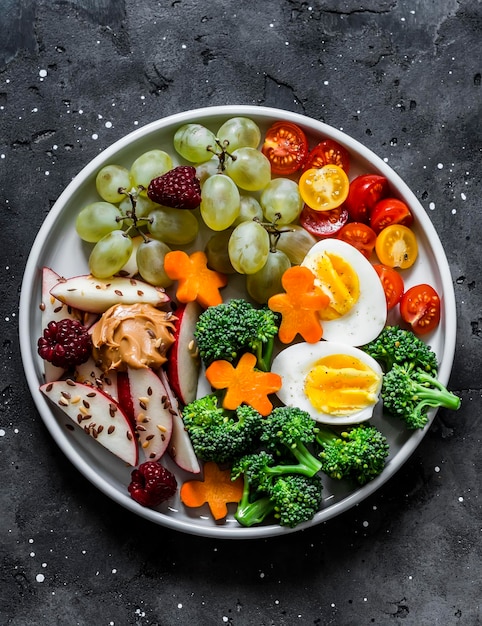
[205,352,282,416]
[164,250,228,309]
[180,461,244,521]
[268,265,330,344]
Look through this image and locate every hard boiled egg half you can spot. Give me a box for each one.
[301,238,386,346]
[271,341,383,425]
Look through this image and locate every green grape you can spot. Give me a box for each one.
[89,230,133,279]
[196,157,220,186]
[119,193,159,219]
[232,195,264,226]
[136,239,173,287]
[200,174,240,231]
[204,228,236,274]
[75,201,122,242]
[260,178,303,225]
[228,221,270,274]
[225,147,271,191]
[275,224,317,264]
[216,117,261,151]
[173,124,217,163]
[95,164,131,203]
[246,249,291,304]
[147,206,199,245]
[130,150,173,190]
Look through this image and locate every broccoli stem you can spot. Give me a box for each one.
[234,477,275,527]
[414,373,461,411]
[254,337,275,372]
[289,441,323,476]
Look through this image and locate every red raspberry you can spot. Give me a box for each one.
[37,318,93,368]
[147,165,201,210]
[128,461,177,507]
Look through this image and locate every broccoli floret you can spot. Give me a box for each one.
[260,406,322,476]
[232,453,323,528]
[316,424,389,485]
[362,326,438,374]
[381,362,461,429]
[194,298,278,371]
[182,393,264,464]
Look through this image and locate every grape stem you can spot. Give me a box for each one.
[116,187,150,242]
[254,214,294,252]
[207,138,237,172]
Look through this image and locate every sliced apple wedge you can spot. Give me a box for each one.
[126,367,173,462]
[166,301,202,405]
[74,356,119,403]
[40,379,138,466]
[50,274,170,314]
[159,369,201,474]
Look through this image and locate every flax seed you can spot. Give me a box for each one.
[114,289,123,296]
[66,379,76,386]
[156,424,167,433]
[108,425,115,434]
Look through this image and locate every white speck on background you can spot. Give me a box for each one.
[451,208,457,215]
[30,552,35,557]
[429,202,435,210]
[39,69,47,79]
[459,496,464,502]
[36,573,45,583]
[112,568,117,574]
[461,193,466,200]
[0,429,5,436]
[92,133,98,140]
[362,520,369,527]
[181,44,187,49]
[177,603,183,609]
[29,539,34,544]
[435,466,440,472]
[222,618,228,623]
[105,121,112,128]
[437,163,443,169]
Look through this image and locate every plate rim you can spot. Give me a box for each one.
[19,104,457,539]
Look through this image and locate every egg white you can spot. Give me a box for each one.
[271,341,383,425]
[301,238,387,346]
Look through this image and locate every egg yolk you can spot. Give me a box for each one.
[304,353,381,416]
[308,252,360,320]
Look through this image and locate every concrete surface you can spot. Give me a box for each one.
[1,1,481,624]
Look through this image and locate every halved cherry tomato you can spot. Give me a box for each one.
[375,224,418,269]
[400,284,441,335]
[373,264,405,310]
[370,198,413,234]
[337,222,377,258]
[261,121,309,175]
[303,138,350,174]
[344,174,390,223]
[299,164,350,211]
[299,204,349,239]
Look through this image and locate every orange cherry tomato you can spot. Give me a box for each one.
[344,174,390,223]
[298,164,350,212]
[400,284,441,335]
[370,198,413,234]
[303,138,350,174]
[261,121,308,175]
[375,224,418,269]
[373,264,405,310]
[337,222,377,258]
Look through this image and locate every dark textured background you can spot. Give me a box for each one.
[1,1,481,624]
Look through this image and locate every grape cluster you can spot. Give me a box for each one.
[75,117,317,301]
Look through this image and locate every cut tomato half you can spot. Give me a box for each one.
[299,164,350,212]
[372,264,405,310]
[370,197,413,234]
[337,222,377,258]
[303,138,350,174]
[261,121,308,175]
[400,284,441,335]
[299,204,349,239]
[375,224,418,269]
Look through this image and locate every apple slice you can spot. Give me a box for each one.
[40,379,138,466]
[40,267,85,382]
[74,356,118,403]
[126,367,173,462]
[166,301,202,405]
[159,369,201,474]
[116,370,135,429]
[50,274,170,314]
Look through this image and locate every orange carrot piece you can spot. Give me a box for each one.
[205,352,282,416]
[180,461,244,521]
[164,250,228,309]
[268,265,330,344]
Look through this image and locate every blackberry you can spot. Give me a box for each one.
[128,461,178,507]
[38,318,93,369]
[147,165,201,210]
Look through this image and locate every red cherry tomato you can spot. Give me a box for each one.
[344,174,390,223]
[337,222,377,258]
[303,138,350,174]
[370,197,414,234]
[373,264,405,310]
[261,121,309,175]
[400,284,441,335]
[299,204,349,239]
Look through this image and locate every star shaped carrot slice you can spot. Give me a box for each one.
[268,265,330,343]
[205,352,282,416]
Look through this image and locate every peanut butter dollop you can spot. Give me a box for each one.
[92,303,176,371]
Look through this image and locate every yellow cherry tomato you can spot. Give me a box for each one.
[375,224,418,269]
[298,164,350,211]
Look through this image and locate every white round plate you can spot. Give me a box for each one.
[19,106,457,538]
